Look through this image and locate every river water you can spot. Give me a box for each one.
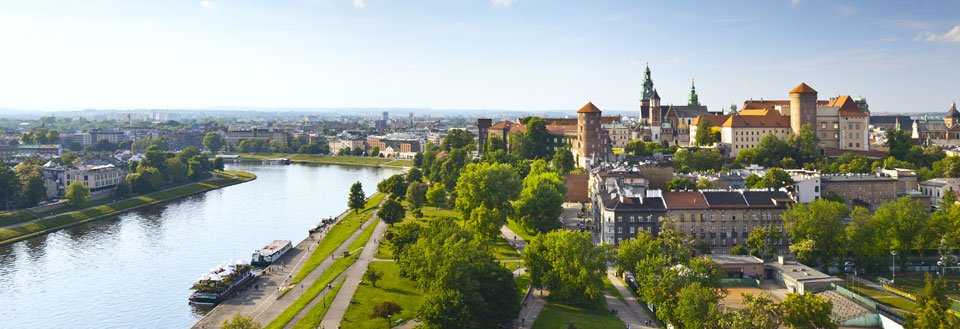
[0,163,402,329]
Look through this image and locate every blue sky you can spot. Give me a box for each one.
[0,0,957,113]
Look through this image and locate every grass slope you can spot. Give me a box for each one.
[291,277,346,329]
[341,261,421,329]
[0,171,255,245]
[291,193,383,284]
[237,153,393,166]
[532,302,625,329]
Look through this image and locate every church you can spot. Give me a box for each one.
[913,102,960,146]
[634,64,713,145]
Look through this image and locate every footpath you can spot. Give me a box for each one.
[501,225,545,329]
[606,269,658,328]
[192,197,386,328]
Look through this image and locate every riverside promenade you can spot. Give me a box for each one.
[192,197,384,329]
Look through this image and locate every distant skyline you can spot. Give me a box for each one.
[0,0,957,113]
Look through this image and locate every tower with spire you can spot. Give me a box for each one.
[946,101,959,128]
[688,78,700,106]
[642,63,654,99]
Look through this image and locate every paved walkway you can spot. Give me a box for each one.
[500,224,550,329]
[606,269,658,328]
[319,215,391,328]
[192,198,385,328]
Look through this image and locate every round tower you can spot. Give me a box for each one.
[577,102,602,167]
[789,82,818,134]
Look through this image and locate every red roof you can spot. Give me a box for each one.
[577,102,602,113]
[789,82,817,94]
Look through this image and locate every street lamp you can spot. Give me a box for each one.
[387,314,392,328]
[890,249,898,284]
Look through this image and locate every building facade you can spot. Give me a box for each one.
[913,102,960,147]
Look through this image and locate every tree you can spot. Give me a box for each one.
[212,157,225,171]
[871,196,930,259]
[165,158,188,183]
[64,180,90,208]
[524,230,606,307]
[933,156,960,178]
[370,146,380,157]
[377,174,408,199]
[783,199,848,266]
[0,165,21,210]
[221,313,261,329]
[87,139,118,152]
[745,174,763,189]
[413,152,424,167]
[695,118,715,146]
[441,129,474,151]
[886,129,915,161]
[674,148,723,173]
[906,274,960,329]
[465,205,502,242]
[377,198,406,226]
[696,178,713,190]
[761,168,795,192]
[624,139,648,156]
[747,227,780,260]
[187,156,211,181]
[405,181,427,210]
[551,147,575,175]
[520,116,551,159]
[348,182,366,213]
[202,132,225,153]
[425,183,448,208]
[781,292,836,329]
[844,207,885,270]
[132,138,167,153]
[371,301,402,327]
[454,162,521,220]
[14,163,46,208]
[406,167,422,183]
[513,167,565,233]
[725,294,782,329]
[126,166,163,193]
[364,268,383,288]
[676,282,722,329]
[667,177,697,191]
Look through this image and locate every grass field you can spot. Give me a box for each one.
[844,283,916,314]
[341,261,422,329]
[0,171,255,245]
[291,193,384,284]
[291,277,346,329]
[506,218,537,242]
[384,159,414,167]
[888,272,960,301]
[516,273,532,303]
[237,153,393,166]
[264,256,356,329]
[602,276,627,305]
[532,302,625,329]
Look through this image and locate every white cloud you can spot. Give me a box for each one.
[790,0,801,7]
[352,0,366,8]
[491,0,517,8]
[921,26,960,43]
[201,0,216,9]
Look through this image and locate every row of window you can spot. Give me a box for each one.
[675,213,780,222]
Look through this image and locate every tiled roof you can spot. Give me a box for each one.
[790,82,818,94]
[947,102,959,118]
[828,95,868,117]
[870,116,913,130]
[701,191,749,208]
[741,191,793,207]
[661,191,708,209]
[599,193,667,211]
[640,105,710,120]
[690,114,730,127]
[578,102,602,113]
[724,112,791,128]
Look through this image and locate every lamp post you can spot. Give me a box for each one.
[387,314,392,328]
[890,249,898,284]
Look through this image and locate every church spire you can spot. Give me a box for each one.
[642,63,655,99]
[687,77,700,106]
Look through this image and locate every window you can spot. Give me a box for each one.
[629,227,635,234]
[820,123,827,129]
[617,227,622,234]
[834,123,839,129]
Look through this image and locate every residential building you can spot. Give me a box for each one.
[42,162,126,197]
[919,177,960,209]
[820,173,897,210]
[912,102,960,147]
[590,167,664,245]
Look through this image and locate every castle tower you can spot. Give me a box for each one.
[946,102,959,128]
[577,102,602,167]
[642,63,654,99]
[649,89,662,141]
[688,78,700,106]
[789,82,818,134]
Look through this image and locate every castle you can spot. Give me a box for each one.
[635,64,713,145]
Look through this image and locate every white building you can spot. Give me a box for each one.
[786,170,822,203]
[919,178,960,209]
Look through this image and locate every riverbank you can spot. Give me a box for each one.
[0,170,256,246]
[234,153,411,168]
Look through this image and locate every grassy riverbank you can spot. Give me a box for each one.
[236,153,399,167]
[0,170,256,246]
[291,193,384,284]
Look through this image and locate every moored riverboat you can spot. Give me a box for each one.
[188,260,256,305]
[251,240,292,266]
[262,158,290,165]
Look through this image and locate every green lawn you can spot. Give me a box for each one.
[0,172,255,245]
[264,256,357,329]
[291,277,346,329]
[603,276,627,305]
[515,273,531,303]
[384,159,414,167]
[844,283,916,314]
[491,236,522,260]
[236,153,393,166]
[506,218,537,242]
[532,302,625,329]
[888,272,960,301]
[342,262,422,329]
[292,193,384,283]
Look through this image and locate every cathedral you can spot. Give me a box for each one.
[913,102,960,146]
[634,64,713,145]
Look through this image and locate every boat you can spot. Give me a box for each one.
[251,240,293,266]
[189,260,256,305]
[308,217,336,234]
[262,158,290,165]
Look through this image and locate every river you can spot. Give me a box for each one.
[0,163,403,329]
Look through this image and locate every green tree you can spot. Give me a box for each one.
[667,177,697,191]
[674,148,723,172]
[694,118,715,146]
[783,199,848,266]
[454,162,521,221]
[126,166,163,193]
[551,146,575,174]
[406,167,422,183]
[378,174,408,199]
[370,301,402,327]
[696,178,713,190]
[0,165,22,210]
[348,181,366,213]
[132,138,168,153]
[425,183,448,208]
[521,116,551,159]
[405,181,427,210]
[212,157,225,171]
[203,132,225,153]
[513,167,565,233]
[762,168,795,192]
[370,146,380,157]
[64,180,90,208]
[221,313,262,329]
[747,227,781,260]
[933,156,960,178]
[725,294,782,329]
[676,282,722,329]
[465,205,503,241]
[871,196,930,259]
[377,198,406,226]
[165,158,188,183]
[745,174,763,189]
[413,152,423,167]
[886,129,915,161]
[781,292,836,329]
[441,129,474,151]
[87,139,118,152]
[187,157,210,181]
[14,163,46,208]
[364,268,383,288]
[906,274,960,329]
[524,230,606,307]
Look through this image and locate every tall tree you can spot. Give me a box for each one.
[405,181,427,210]
[513,165,565,233]
[783,199,848,266]
[551,147,575,175]
[348,181,366,213]
[0,165,22,210]
[212,157,225,171]
[871,196,930,259]
[377,174,408,199]
[523,230,606,307]
[694,118,715,146]
[370,301,402,327]
[425,183,448,208]
[667,177,697,191]
[377,198,406,226]
[441,129,474,151]
[905,274,960,329]
[676,282,723,329]
[454,162,521,221]
[64,180,90,208]
[781,292,836,329]
[521,116,551,160]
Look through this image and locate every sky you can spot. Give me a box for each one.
[0,0,958,113]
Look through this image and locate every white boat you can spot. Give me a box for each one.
[251,240,293,266]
